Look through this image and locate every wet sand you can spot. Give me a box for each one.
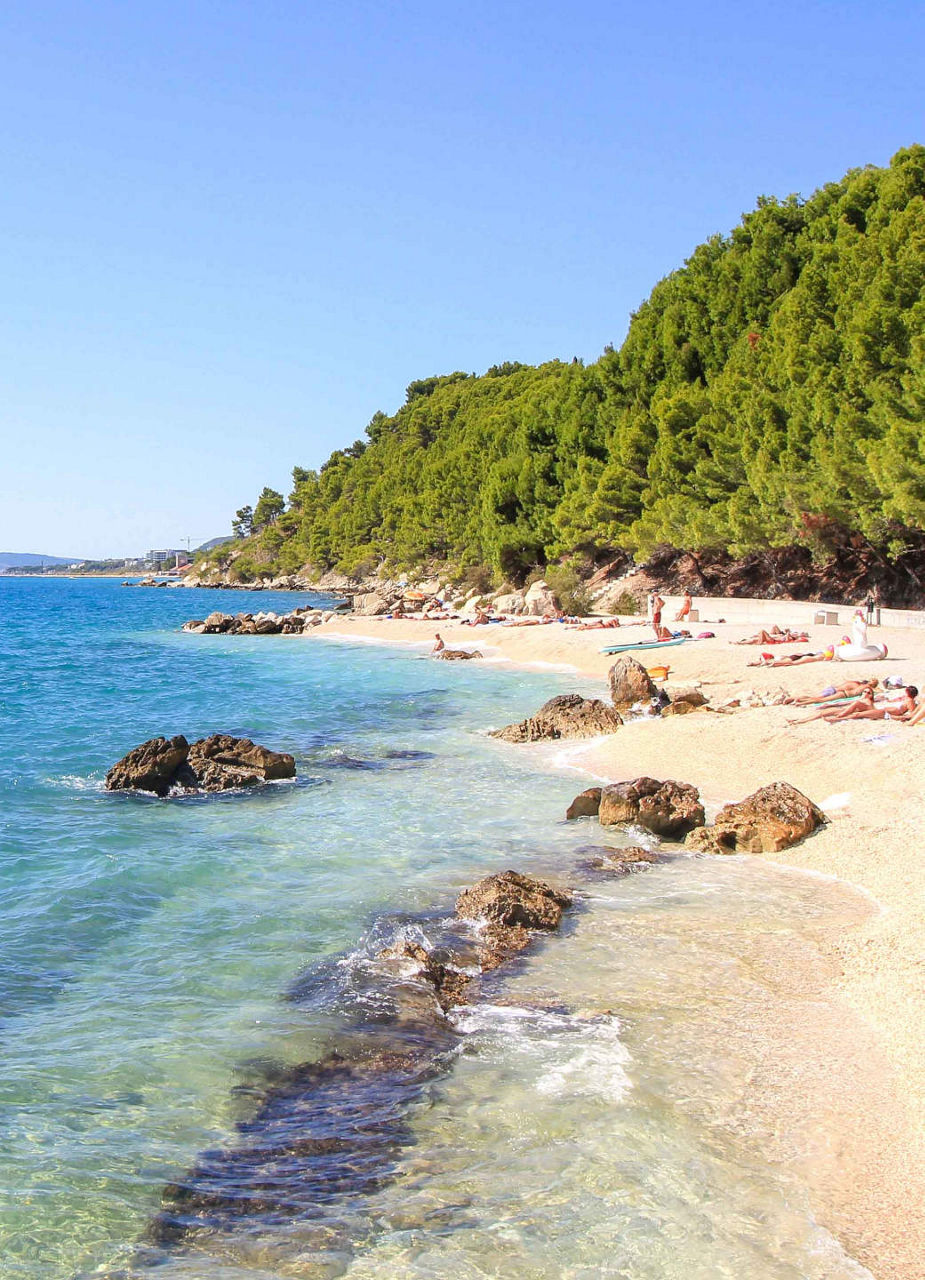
[313,611,925,1278]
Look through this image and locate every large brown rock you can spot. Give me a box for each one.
[490,694,623,743]
[598,777,704,838]
[608,656,658,707]
[685,782,826,854]
[186,735,296,791]
[566,787,602,820]
[105,733,295,796]
[105,735,190,797]
[434,648,483,661]
[456,870,571,932]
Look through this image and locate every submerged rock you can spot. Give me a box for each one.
[105,734,295,796]
[584,845,660,874]
[598,776,704,838]
[490,693,623,743]
[685,781,826,854]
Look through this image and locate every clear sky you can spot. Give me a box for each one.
[1,0,922,558]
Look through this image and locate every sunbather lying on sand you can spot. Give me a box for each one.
[907,695,925,726]
[567,617,621,630]
[783,678,879,706]
[788,685,917,725]
[749,646,835,667]
[735,626,809,645]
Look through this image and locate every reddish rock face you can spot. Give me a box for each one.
[685,782,826,854]
[491,694,623,743]
[598,777,704,838]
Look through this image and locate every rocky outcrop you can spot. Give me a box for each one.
[105,734,296,796]
[565,787,603,820]
[456,870,572,969]
[434,648,483,661]
[183,609,327,635]
[598,776,704,838]
[685,782,826,854]
[490,694,623,743]
[608,656,659,707]
[104,735,191,797]
[456,869,571,931]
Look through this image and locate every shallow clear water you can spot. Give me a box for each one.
[0,579,871,1278]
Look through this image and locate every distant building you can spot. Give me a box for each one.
[146,549,190,568]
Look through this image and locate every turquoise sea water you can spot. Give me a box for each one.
[0,579,872,1279]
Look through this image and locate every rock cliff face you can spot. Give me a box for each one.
[105,734,296,796]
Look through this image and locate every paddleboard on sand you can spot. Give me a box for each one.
[601,638,688,655]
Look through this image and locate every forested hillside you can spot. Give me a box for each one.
[216,147,925,587]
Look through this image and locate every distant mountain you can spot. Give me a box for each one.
[0,552,83,570]
[195,537,234,552]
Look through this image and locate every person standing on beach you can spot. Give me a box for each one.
[675,591,692,622]
[651,592,665,638]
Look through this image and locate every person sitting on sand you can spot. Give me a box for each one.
[674,592,692,621]
[735,626,809,645]
[783,678,879,707]
[788,685,918,726]
[432,633,445,654]
[748,646,835,668]
[906,693,925,727]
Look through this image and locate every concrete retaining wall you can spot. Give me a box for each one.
[646,595,925,630]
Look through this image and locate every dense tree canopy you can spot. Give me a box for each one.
[217,148,925,582]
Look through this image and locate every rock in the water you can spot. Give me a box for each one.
[598,776,704,838]
[608,656,658,707]
[490,693,623,743]
[566,787,603,820]
[585,846,659,874]
[456,870,571,932]
[105,735,190,797]
[434,648,483,661]
[105,733,295,796]
[380,940,472,1011]
[186,735,296,790]
[685,782,826,854]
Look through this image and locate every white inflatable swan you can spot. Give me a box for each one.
[835,612,887,661]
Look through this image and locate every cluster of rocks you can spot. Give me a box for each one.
[566,777,825,854]
[105,734,296,797]
[491,656,710,744]
[183,609,339,635]
[382,869,572,1010]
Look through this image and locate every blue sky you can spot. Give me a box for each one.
[1,0,922,558]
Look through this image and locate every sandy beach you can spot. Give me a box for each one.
[313,610,925,1279]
